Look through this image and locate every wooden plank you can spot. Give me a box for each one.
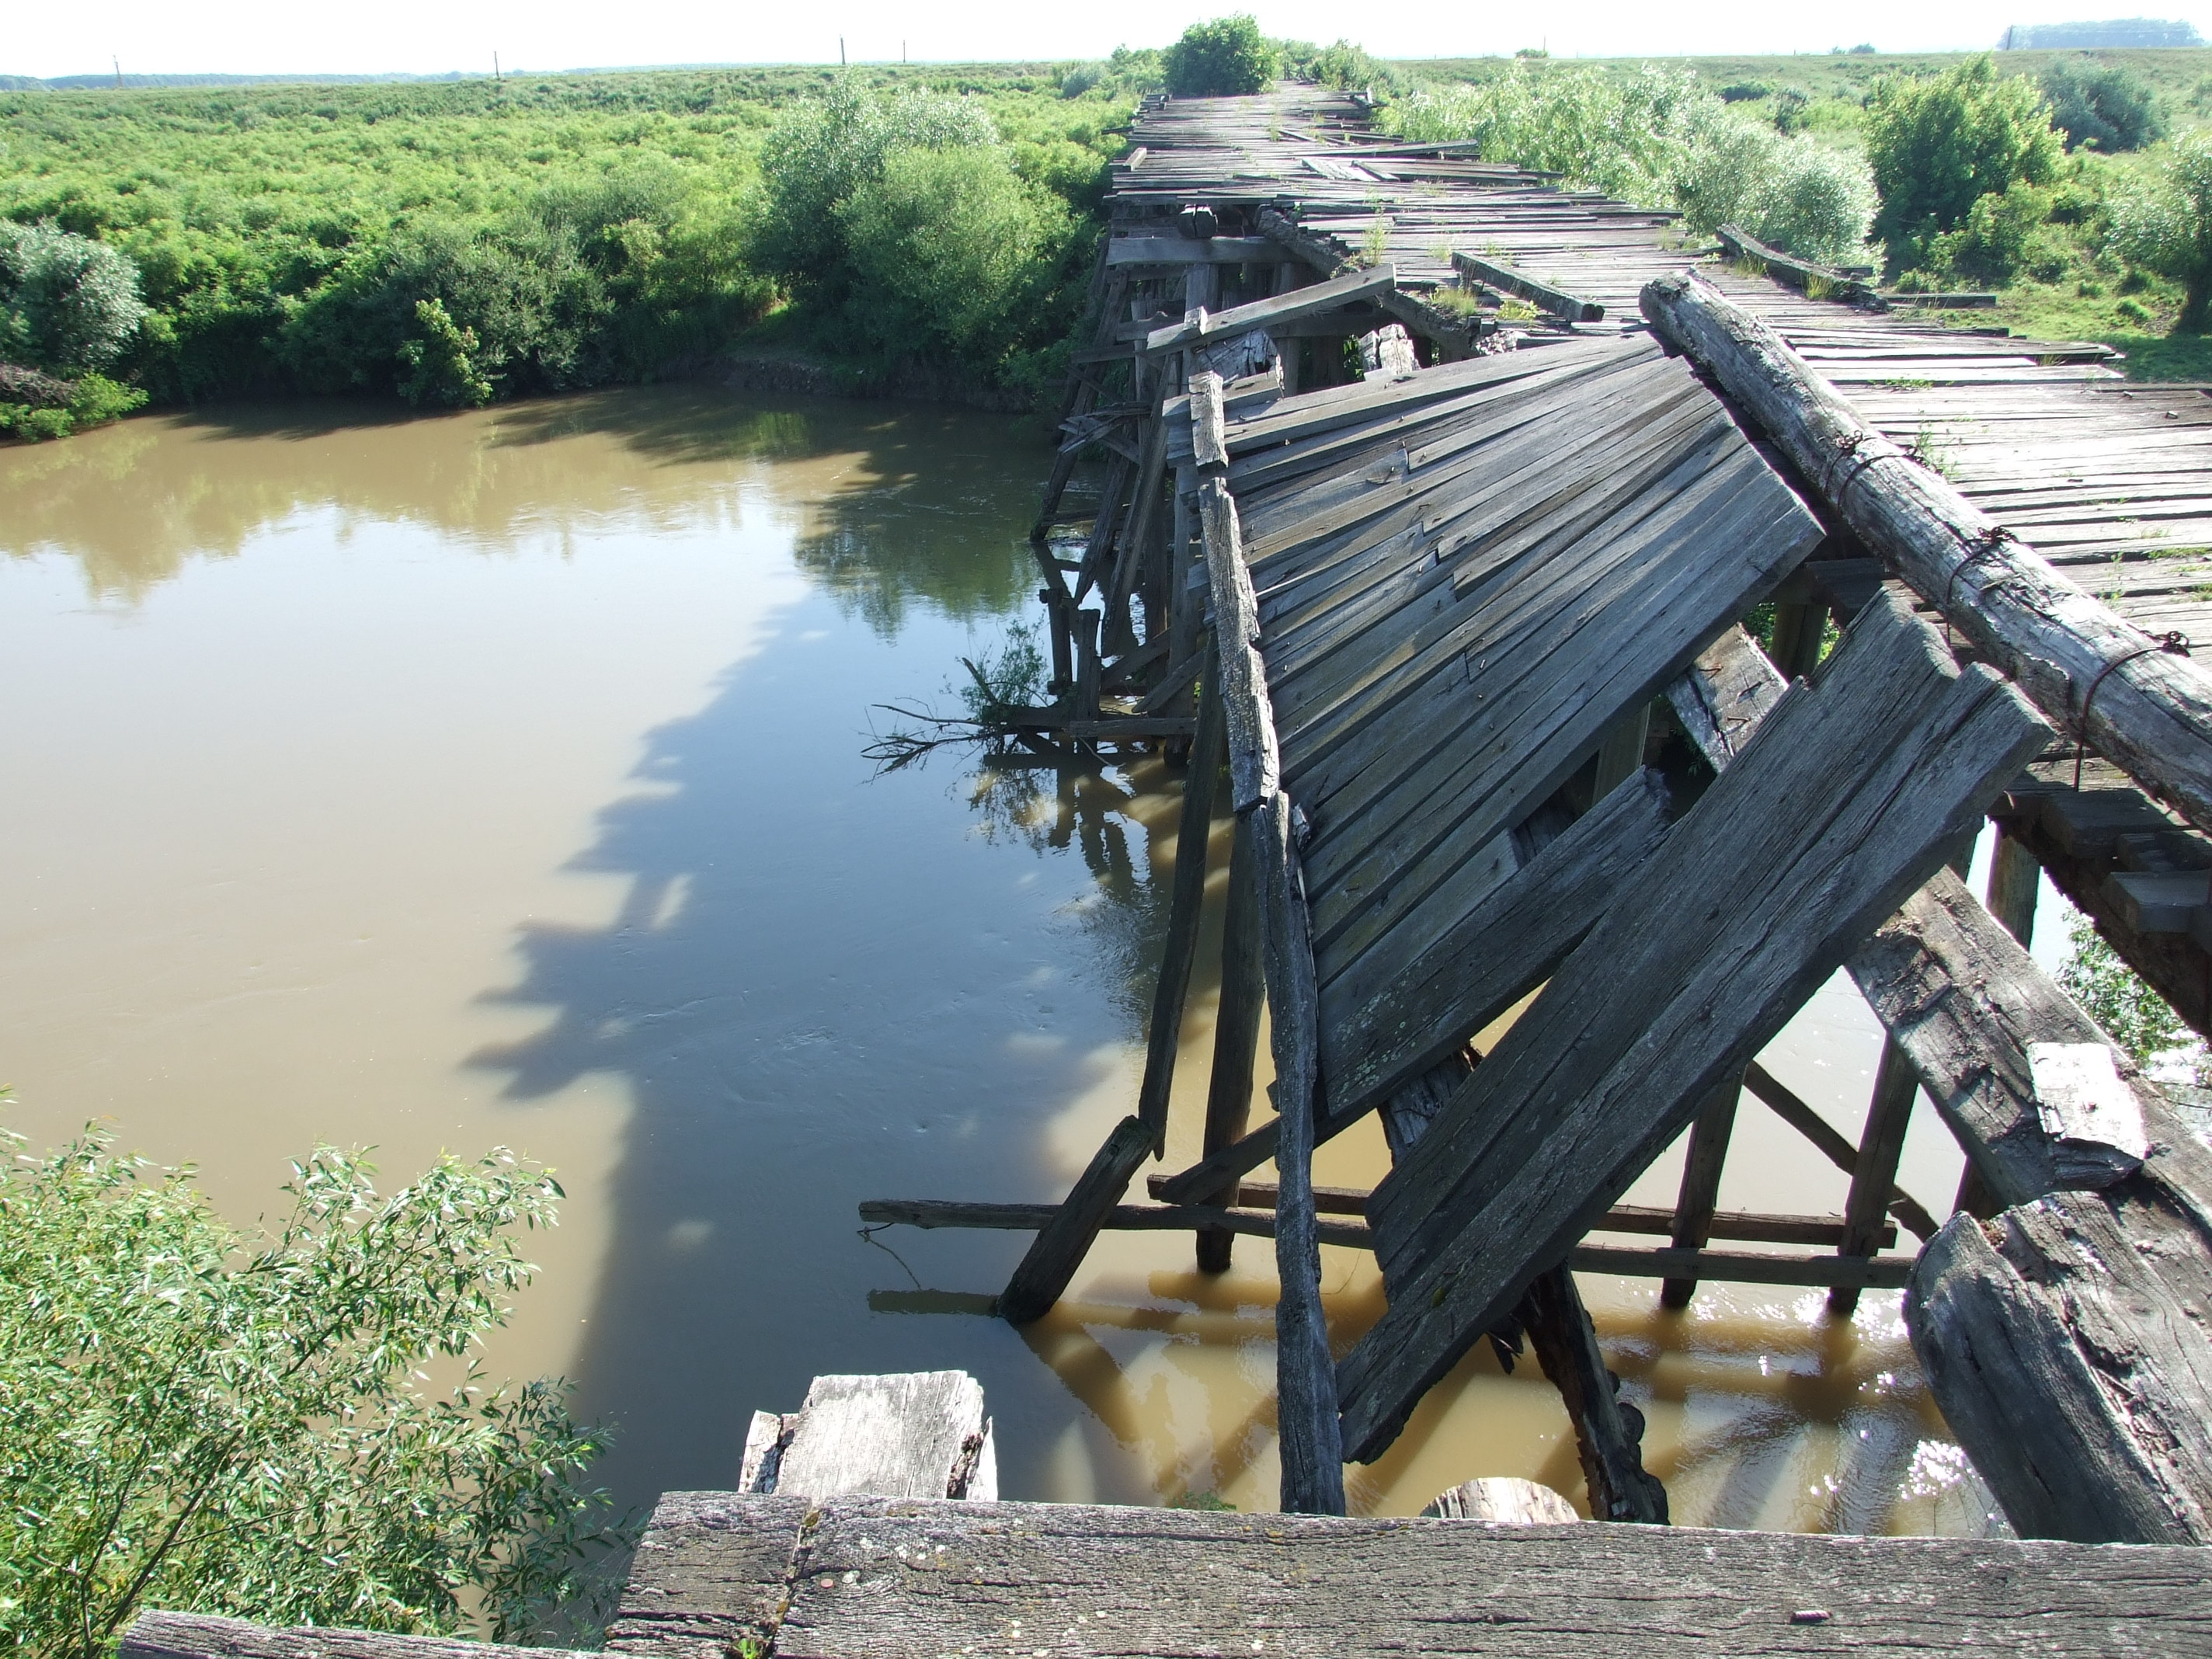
[1107,235,1278,266]
[1341,593,2051,1462]
[1644,271,2212,843]
[1134,648,1225,1149]
[1198,803,1263,1271]
[1715,223,1881,308]
[1453,250,1605,322]
[1661,1078,1741,1308]
[124,1616,591,1659]
[1421,1477,1581,1522]
[997,1115,1156,1325]
[643,1491,2212,1656]
[1146,265,1399,355]
[1199,472,1343,1515]
[767,1372,994,1502]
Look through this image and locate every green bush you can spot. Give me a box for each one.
[2041,57,2165,152]
[1931,179,2061,285]
[755,82,1000,298]
[0,220,147,374]
[395,297,494,407]
[0,1126,629,1655]
[836,145,1075,360]
[1163,16,1276,98]
[1772,88,1812,134]
[1280,38,1395,94]
[2111,130,2212,329]
[0,362,147,440]
[1719,80,1771,103]
[1865,55,2062,263]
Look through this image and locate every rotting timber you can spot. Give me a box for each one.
[861,78,2212,1560]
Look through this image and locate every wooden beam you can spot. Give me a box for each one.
[1198,796,1264,1271]
[1145,265,1399,355]
[1134,648,1225,1150]
[1255,207,1482,354]
[608,1490,2212,1654]
[1741,1061,1941,1243]
[1518,1265,1669,1522]
[1198,469,1344,1515]
[1643,270,2212,843]
[1715,222,1882,308]
[1107,235,1278,266]
[996,1115,1156,1325]
[125,1616,590,1659]
[1452,251,1605,322]
[1986,825,2040,946]
[1661,1076,1741,1308]
[1829,1039,1922,1315]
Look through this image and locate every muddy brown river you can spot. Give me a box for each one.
[2,388,2019,1532]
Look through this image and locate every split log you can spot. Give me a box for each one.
[1643,270,2212,842]
[741,1371,995,1502]
[1198,809,1264,1271]
[1830,1038,1923,1315]
[614,1490,2212,1656]
[1341,593,2050,1462]
[1420,1476,1581,1522]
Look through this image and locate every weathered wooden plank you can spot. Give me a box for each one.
[1134,648,1225,1149]
[1644,271,2212,842]
[1341,593,2050,1462]
[763,1372,995,1504]
[1107,235,1278,265]
[1421,1477,1581,1522]
[1715,223,1882,308]
[607,1490,816,1659]
[1198,804,1264,1271]
[123,1616,591,1659]
[1453,250,1605,321]
[1146,264,1398,354]
[652,1493,2212,1656]
[1830,1039,1922,1315]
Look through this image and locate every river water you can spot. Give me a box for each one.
[2,388,2009,1534]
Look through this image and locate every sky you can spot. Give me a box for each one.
[7,0,2210,80]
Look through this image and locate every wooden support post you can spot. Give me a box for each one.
[1074,610,1103,723]
[1766,600,1830,680]
[1164,464,1202,715]
[1660,1076,1740,1308]
[1030,542,1075,694]
[1517,1267,1669,1523]
[1987,828,2040,948]
[1589,702,1651,799]
[1829,1038,1921,1315]
[1197,460,1344,1515]
[1742,1061,1942,1243]
[1198,812,1264,1271]
[1137,648,1226,1154]
[998,1116,1156,1325]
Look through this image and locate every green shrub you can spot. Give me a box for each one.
[2041,57,2165,152]
[1163,16,1276,99]
[0,363,147,440]
[0,1127,629,1655]
[2111,130,2212,329]
[396,297,494,407]
[1772,88,1811,134]
[2060,912,2204,1077]
[836,145,1074,360]
[0,220,148,374]
[1280,37,1394,95]
[1931,179,2060,285]
[1719,80,1771,103]
[755,82,999,298]
[1865,55,2062,263]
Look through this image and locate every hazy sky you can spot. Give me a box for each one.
[9,0,2210,80]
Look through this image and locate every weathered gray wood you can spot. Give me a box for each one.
[1342,593,2050,1462]
[123,1615,590,1659]
[860,1195,1374,1249]
[607,1490,816,1658]
[1665,623,1786,770]
[1358,322,1420,379]
[998,1115,1156,1325]
[1199,468,1343,1514]
[765,1372,995,1504]
[1453,250,1605,322]
[1421,1477,1581,1523]
[1107,235,1278,266]
[1135,648,1225,1149]
[1644,270,2212,841]
[1146,264,1398,355]
[1661,1077,1740,1308]
[1988,825,2042,946]
[1188,369,1228,470]
[1518,1266,1670,1522]
[1908,1191,2212,1544]
[1198,799,1263,1271]
[1256,208,1485,355]
[641,1492,2212,1656]
[1830,1040,1922,1314]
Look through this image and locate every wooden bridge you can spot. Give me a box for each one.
[868,81,2212,1552]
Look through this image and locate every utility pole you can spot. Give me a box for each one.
[113,56,122,89]
[840,37,847,66]
[493,51,502,82]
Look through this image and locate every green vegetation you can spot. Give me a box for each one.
[1864,57,2062,264]
[0,66,1129,433]
[0,221,149,436]
[0,1124,629,1654]
[2061,911,2209,1080]
[2041,58,2167,152]
[1164,16,1277,98]
[2112,131,2212,327]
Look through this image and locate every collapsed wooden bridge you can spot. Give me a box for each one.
[868,81,2212,1549]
